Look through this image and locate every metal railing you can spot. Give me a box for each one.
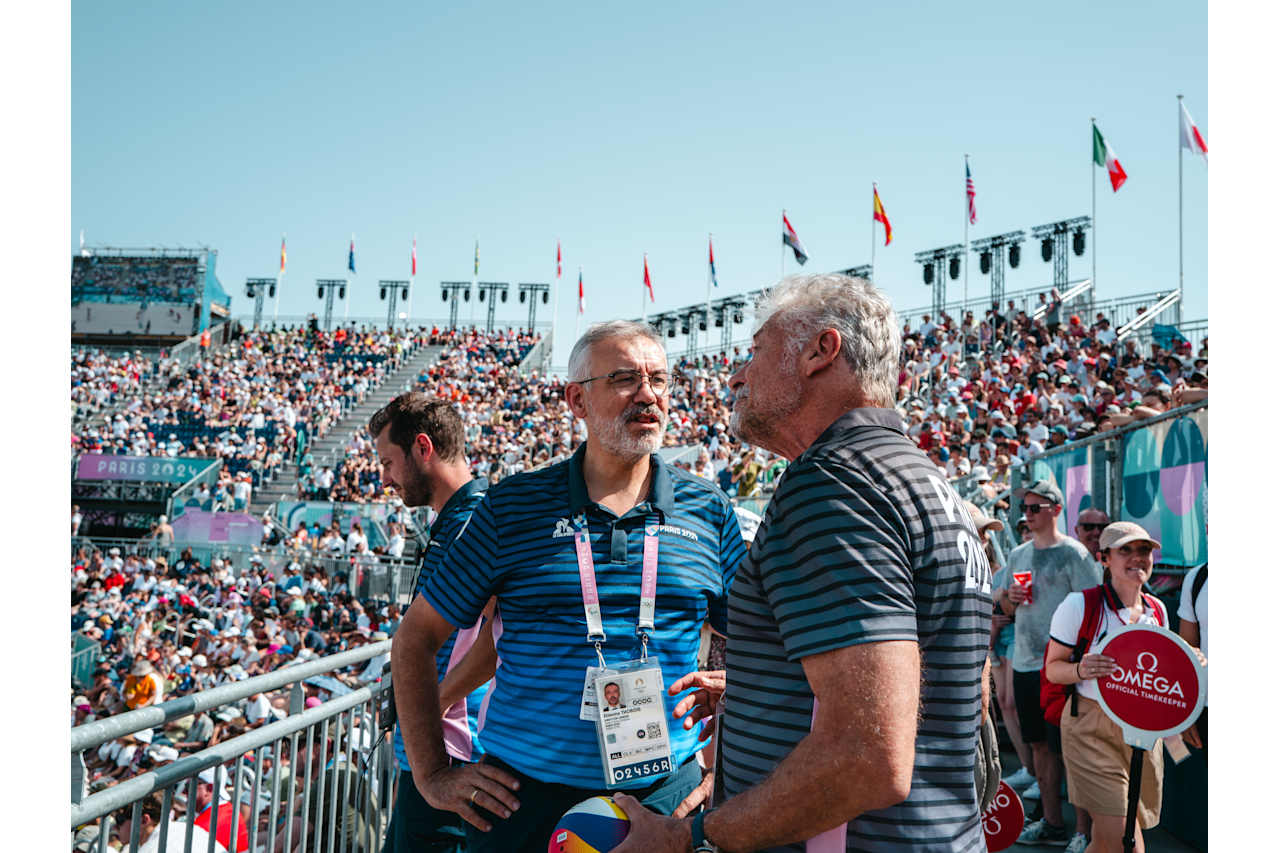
[72,633,102,690]
[71,642,396,853]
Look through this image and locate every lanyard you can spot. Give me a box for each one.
[573,513,660,664]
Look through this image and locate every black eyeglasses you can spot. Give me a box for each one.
[573,369,671,395]
[1078,522,1107,531]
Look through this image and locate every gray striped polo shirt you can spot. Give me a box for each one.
[718,407,991,852]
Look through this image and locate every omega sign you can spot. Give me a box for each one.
[1095,624,1207,743]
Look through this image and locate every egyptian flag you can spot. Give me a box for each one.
[1093,125,1127,192]
[782,212,808,265]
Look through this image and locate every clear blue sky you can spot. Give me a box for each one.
[71,1,1207,366]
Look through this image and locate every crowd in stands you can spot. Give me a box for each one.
[896,299,1208,490]
[72,349,160,424]
[71,539,404,840]
[72,325,423,497]
[72,256,203,304]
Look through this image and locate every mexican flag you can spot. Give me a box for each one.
[1093,125,1127,192]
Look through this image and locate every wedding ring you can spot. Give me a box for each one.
[469,788,479,804]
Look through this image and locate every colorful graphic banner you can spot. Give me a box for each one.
[170,510,263,546]
[76,454,214,483]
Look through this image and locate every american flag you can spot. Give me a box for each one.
[965,161,977,225]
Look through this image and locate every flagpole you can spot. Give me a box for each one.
[870,188,876,284]
[963,156,970,319]
[470,238,477,330]
[575,266,582,341]
[552,240,561,354]
[705,234,714,352]
[274,233,283,327]
[1177,95,1185,318]
[408,235,416,331]
[642,254,648,323]
[1091,119,1098,297]
[780,210,786,279]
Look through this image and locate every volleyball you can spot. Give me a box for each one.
[547,796,631,853]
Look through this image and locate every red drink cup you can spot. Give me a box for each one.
[1011,571,1033,604]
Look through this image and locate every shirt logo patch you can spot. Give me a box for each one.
[552,518,575,538]
[658,524,699,543]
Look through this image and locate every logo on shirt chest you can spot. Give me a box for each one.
[552,518,575,538]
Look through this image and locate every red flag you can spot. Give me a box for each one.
[557,241,562,278]
[643,255,654,302]
[280,236,287,274]
[411,238,417,276]
[873,186,893,246]
[1180,101,1208,160]
[577,268,585,314]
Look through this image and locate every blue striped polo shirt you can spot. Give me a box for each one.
[393,477,490,772]
[425,444,745,788]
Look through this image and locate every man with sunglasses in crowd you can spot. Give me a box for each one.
[997,479,1101,846]
[390,320,745,853]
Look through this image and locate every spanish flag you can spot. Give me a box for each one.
[873,185,892,246]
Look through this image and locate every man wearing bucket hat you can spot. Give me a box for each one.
[122,659,164,710]
[998,478,1101,846]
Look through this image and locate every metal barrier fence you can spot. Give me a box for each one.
[72,633,102,690]
[72,643,396,853]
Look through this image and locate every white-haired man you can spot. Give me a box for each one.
[393,321,746,853]
[615,274,991,852]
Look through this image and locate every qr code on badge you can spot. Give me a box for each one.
[646,723,661,738]
[607,733,617,744]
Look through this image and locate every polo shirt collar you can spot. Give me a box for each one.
[811,407,906,451]
[567,443,675,517]
[430,478,488,537]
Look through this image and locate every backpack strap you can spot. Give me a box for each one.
[1191,565,1208,612]
[1067,586,1107,717]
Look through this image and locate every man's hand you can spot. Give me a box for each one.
[1181,725,1203,749]
[610,794,692,853]
[672,770,714,818]
[669,670,725,742]
[419,762,522,832]
[1007,583,1027,605]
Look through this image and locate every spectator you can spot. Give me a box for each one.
[997,479,1101,847]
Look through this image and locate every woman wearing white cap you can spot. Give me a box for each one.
[1044,522,1203,853]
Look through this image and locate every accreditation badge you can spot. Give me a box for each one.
[579,665,617,721]
[593,659,674,788]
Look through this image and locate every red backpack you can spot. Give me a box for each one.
[1039,584,1163,725]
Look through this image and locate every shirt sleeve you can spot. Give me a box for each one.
[991,564,1012,594]
[423,492,500,631]
[1070,546,1104,591]
[1177,565,1200,624]
[1048,592,1086,648]
[710,502,747,634]
[759,457,917,662]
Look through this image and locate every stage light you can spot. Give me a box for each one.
[246,286,255,298]
[1041,238,1053,263]
[732,310,743,324]
[1009,244,1021,268]
[318,287,324,298]
[698,318,707,331]
[501,291,507,303]
[667,326,676,338]
[269,285,276,297]
[1073,230,1086,256]
[464,290,470,302]
[401,287,408,300]
[715,314,724,328]
[442,290,448,302]
[520,291,527,303]
[923,264,934,285]
[949,257,961,281]
[478,289,485,302]
[380,287,387,300]
[980,251,992,275]
[541,291,549,304]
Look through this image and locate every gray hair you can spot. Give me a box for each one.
[567,320,666,381]
[753,273,901,406]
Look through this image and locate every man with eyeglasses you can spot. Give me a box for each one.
[1074,508,1110,565]
[392,320,745,853]
[997,479,1101,846]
